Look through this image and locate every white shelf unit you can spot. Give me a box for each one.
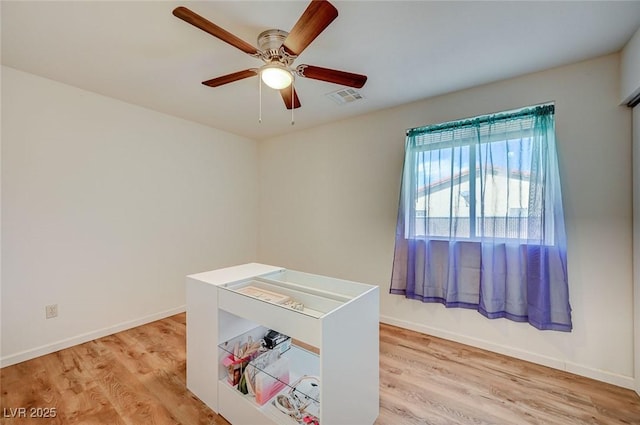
[186,263,380,425]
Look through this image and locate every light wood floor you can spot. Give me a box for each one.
[1,314,639,424]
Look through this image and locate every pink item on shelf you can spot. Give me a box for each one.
[223,354,251,386]
[253,356,290,405]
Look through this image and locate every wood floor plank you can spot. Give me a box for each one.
[76,339,181,425]
[99,333,216,425]
[379,323,640,425]
[38,348,122,425]
[2,357,67,424]
[2,315,639,425]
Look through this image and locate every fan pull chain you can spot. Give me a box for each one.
[258,75,262,124]
[291,82,295,126]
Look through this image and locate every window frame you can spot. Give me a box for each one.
[404,106,551,243]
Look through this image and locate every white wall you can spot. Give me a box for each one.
[1,67,258,366]
[621,26,640,104]
[622,24,640,397]
[258,54,634,388]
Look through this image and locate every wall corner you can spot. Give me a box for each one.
[621,26,640,106]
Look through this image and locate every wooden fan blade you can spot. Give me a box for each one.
[298,65,367,88]
[202,69,258,87]
[173,6,259,55]
[280,86,301,109]
[283,0,338,56]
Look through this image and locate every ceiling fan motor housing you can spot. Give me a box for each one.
[257,29,294,65]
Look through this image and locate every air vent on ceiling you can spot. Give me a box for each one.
[326,88,364,105]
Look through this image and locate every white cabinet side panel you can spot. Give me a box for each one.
[321,287,380,425]
[186,278,219,411]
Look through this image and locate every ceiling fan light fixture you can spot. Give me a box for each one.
[261,63,293,90]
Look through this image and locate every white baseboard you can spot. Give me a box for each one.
[380,315,635,391]
[0,305,186,368]
[563,361,635,390]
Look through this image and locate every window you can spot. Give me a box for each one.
[404,108,553,242]
[391,104,572,331]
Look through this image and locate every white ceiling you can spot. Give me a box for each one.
[3,1,640,140]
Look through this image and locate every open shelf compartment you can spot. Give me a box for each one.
[217,326,320,423]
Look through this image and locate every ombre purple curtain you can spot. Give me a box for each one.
[390,104,572,331]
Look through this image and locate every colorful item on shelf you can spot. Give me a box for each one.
[303,414,320,425]
[222,335,265,387]
[253,356,290,405]
[273,375,320,423]
[223,354,250,387]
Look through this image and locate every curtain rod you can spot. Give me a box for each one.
[407,102,554,137]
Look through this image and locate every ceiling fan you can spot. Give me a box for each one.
[172,0,367,110]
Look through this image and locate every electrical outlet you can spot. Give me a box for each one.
[45,304,58,319]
